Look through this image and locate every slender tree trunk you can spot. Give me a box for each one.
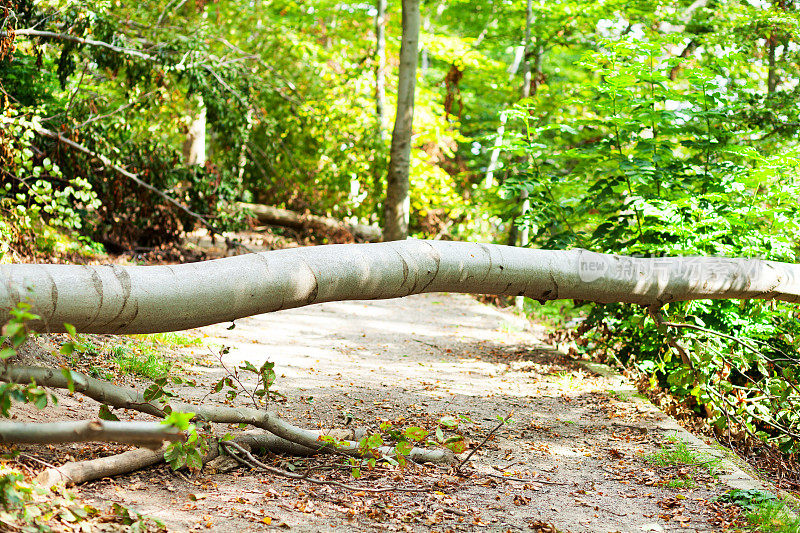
[520,0,533,101]
[484,45,526,189]
[483,112,508,189]
[182,95,206,166]
[383,0,420,242]
[237,107,254,185]
[375,0,388,139]
[514,0,535,309]
[768,35,778,94]
[420,14,430,73]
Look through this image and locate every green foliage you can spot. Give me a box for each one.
[0,303,58,417]
[718,489,800,533]
[0,462,165,532]
[501,0,800,454]
[644,438,719,470]
[115,347,172,380]
[107,503,166,532]
[0,111,102,260]
[162,412,209,472]
[643,437,721,490]
[138,332,203,348]
[0,464,89,532]
[210,355,283,407]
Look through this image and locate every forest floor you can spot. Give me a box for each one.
[12,288,776,532]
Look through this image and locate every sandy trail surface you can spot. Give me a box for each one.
[33,292,761,532]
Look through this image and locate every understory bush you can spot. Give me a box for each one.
[506,29,800,452]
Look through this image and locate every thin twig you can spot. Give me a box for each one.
[649,308,693,368]
[7,29,157,61]
[17,453,74,482]
[706,386,800,440]
[221,441,429,493]
[663,321,796,363]
[484,472,570,485]
[36,127,214,230]
[455,413,512,473]
[211,347,260,409]
[74,90,158,130]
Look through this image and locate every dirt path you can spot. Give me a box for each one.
[61,293,767,532]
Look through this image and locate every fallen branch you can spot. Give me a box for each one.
[33,431,314,487]
[222,440,430,493]
[0,420,184,447]
[6,29,157,61]
[35,127,214,230]
[456,414,511,473]
[240,202,382,242]
[36,446,166,488]
[0,365,453,465]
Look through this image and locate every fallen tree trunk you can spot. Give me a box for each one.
[240,202,383,242]
[1,240,798,335]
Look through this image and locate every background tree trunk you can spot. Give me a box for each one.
[383,0,420,242]
[182,95,207,166]
[513,0,535,310]
[375,0,388,139]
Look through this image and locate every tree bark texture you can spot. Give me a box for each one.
[383,0,420,241]
[0,420,184,447]
[1,240,799,335]
[36,446,167,488]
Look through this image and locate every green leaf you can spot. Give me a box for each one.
[403,427,428,442]
[61,368,75,393]
[438,415,458,429]
[33,393,48,410]
[365,434,383,449]
[444,436,467,454]
[186,451,203,471]
[395,441,413,455]
[162,411,194,430]
[98,404,119,421]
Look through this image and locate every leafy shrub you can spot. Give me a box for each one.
[507,28,800,452]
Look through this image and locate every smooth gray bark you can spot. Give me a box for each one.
[383,0,420,241]
[33,432,319,487]
[2,241,800,335]
[182,95,206,166]
[0,420,183,447]
[37,446,166,487]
